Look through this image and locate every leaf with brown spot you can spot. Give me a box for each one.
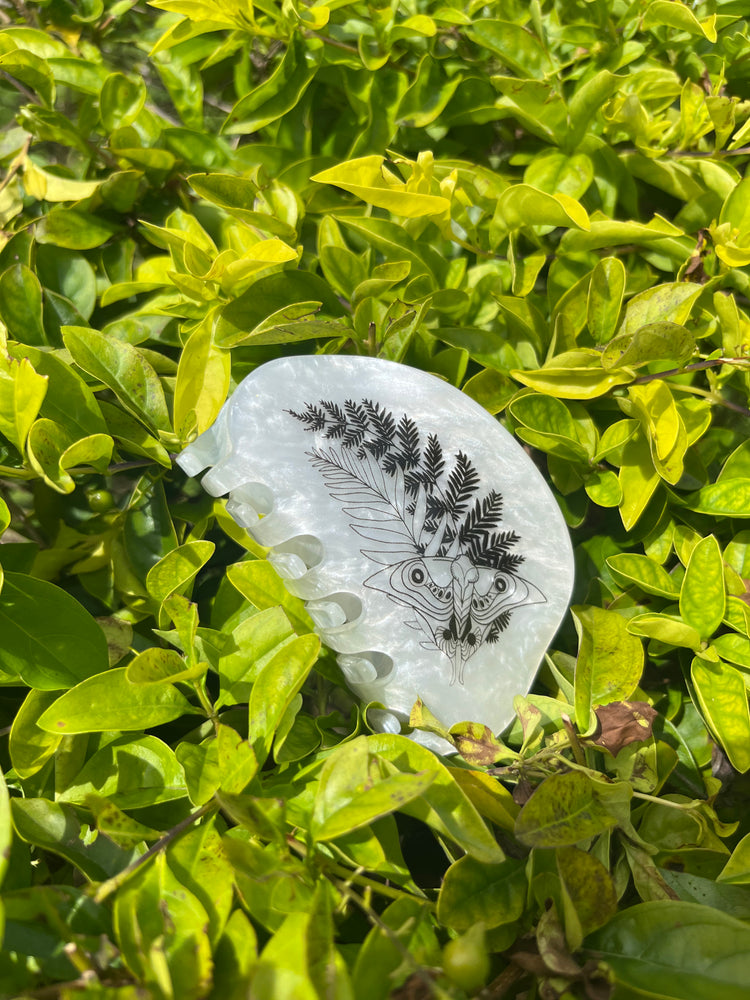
[591,701,657,756]
[450,721,507,766]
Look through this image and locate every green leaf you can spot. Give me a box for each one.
[643,1,718,42]
[627,613,702,650]
[462,369,516,414]
[437,856,526,931]
[0,351,48,454]
[248,632,320,765]
[618,432,660,530]
[176,740,220,807]
[572,606,644,732]
[7,343,106,440]
[27,419,113,493]
[397,53,463,128]
[24,160,100,202]
[718,831,750,884]
[227,559,315,634]
[126,647,204,685]
[36,207,122,250]
[713,633,750,669]
[352,896,437,1000]
[100,72,146,131]
[602,322,695,371]
[59,734,186,809]
[312,155,450,219]
[515,771,618,847]
[619,282,706,338]
[559,216,684,253]
[587,257,625,344]
[585,901,750,1000]
[567,70,624,151]
[114,851,213,1000]
[36,667,195,734]
[0,264,46,345]
[100,399,171,466]
[0,766,10,891]
[512,349,633,400]
[680,535,725,639]
[493,184,589,236]
[311,737,437,842]
[584,469,622,507]
[223,35,319,135]
[167,818,234,945]
[63,325,171,434]
[0,48,55,105]
[557,846,617,942]
[11,797,137,881]
[87,794,163,847]
[9,689,63,778]
[366,734,504,863]
[468,19,553,79]
[691,658,750,773]
[146,539,215,606]
[686,479,750,516]
[217,606,295,709]
[0,572,109,689]
[173,317,230,439]
[607,553,680,599]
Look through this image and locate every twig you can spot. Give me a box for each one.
[329,871,446,998]
[0,68,37,103]
[631,358,747,384]
[561,714,586,767]
[287,834,434,907]
[93,801,215,902]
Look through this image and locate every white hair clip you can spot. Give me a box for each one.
[178,356,574,741]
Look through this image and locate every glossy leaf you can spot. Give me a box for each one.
[515,771,618,847]
[691,658,750,773]
[680,535,725,639]
[248,632,320,765]
[0,264,46,345]
[100,72,146,131]
[312,155,450,219]
[437,856,526,931]
[0,352,47,454]
[63,325,171,434]
[36,667,195,734]
[366,733,504,863]
[573,605,644,732]
[586,901,750,1000]
[311,737,437,842]
[0,572,109,689]
[0,766,10,890]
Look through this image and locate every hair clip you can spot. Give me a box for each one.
[178,356,574,743]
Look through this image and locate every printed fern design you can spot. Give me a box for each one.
[287,396,542,685]
[287,398,524,571]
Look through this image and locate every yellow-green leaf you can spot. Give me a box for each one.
[572,605,644,733]
[680,535,725,639]
[312,155,450,219]
[692,658,750,772]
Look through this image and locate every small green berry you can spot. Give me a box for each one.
[442,923,490,995]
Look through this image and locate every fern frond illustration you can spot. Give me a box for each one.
[288,398,545,684]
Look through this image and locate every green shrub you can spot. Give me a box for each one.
[2,0,750,997]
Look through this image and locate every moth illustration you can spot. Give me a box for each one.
[288,399,546,685]
[177,355,574,742]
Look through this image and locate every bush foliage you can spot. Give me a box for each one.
[3,0,750,997]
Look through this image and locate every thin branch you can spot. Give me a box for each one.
[631,358,746,384]
[93,801,215,902]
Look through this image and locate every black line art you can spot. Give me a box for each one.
[288,399,546,684]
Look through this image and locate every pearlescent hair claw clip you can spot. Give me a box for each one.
[177,356,574,742]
